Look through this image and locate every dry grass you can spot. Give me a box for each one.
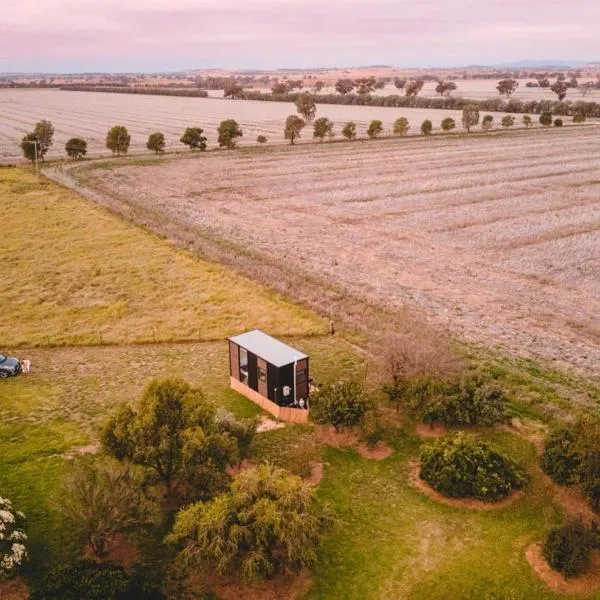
[70,126,600,377]
[0,168,326,347]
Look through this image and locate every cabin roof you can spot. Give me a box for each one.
[228,330,308,368]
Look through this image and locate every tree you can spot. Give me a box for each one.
[394,78,407,90]
[271,82,289,95]
[341,121,357,140]
[550,80,569,101]
[354,76,376,95]
[146,132,165,155]
[57,457,153,556]
[481,115,494,131]
[21,132,39,163]
[393,117,410,136]
[313,117,334,142]
[441,117,455,132]
[0,496,27,579]
[180,127,207,151]
[537,76,550,88]
[543,522,592,578]
[539,112,553,126]
[420,433,526,501]
[33,119,55,161]
[217,119,243,149]
[313,80,325,92]
[284,115,305,145]
[310,379,373,432]
[167,464,331,581]
[420,120,433,135]
[554,118,563,127]
[105,125,130,156]
[573,113,586,123]
[405,80,424,97]
[335,78,354,95]
[102,379,243,498]
[65,137,87,159]
[462,104,480,132]
[367,119,383,138]
[501,115,515,128]
[522,115,533,128]
[256,135,267,143]
[435,81,457,96]
[223,83,243,99]
[30,561,165,600]
[295,92,317,122]
[496,78,519,98]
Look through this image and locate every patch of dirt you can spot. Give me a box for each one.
[0,579,29,600]
[206,570,312,600]
[408,458,523,510]
[315,425,359,448]
[526,543,600,595]
[84,533,140,571]
[415,422,448,438]
[539,471,598,526]
[357,442,393,460]
[305,462,324,485]
[256,416,286,433]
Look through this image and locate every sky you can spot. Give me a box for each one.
[1,0,599,73]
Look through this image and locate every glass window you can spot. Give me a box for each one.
[258,367,266,383]
[239,348,248,385]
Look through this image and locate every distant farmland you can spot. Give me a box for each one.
[74,126,600,376]
[2,89,529,160]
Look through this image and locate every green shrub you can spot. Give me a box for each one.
[554,118,563,127]
[310,380,373,432]
[543,522,592,578]
[420,432,526,501]
[539,112,552,126]
[573,113,586,123]
[441,117,455,132]
[359,412,386,448]
[256,135,267,143]
[540,426,580,485]
[420,120,433,135]
[30,561,165,600]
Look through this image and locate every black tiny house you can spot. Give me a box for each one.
[228,330,309,423]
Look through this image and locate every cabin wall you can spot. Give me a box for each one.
[229,341,240,380]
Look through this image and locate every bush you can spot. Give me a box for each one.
[501,115,515,128]
[481,115,494,131]
[359,412,386,448]
[543,522,592,578]
[310,379,373,432]
[522,115,533,127]
[441,117,455,132]
[65,137,87,158]
[420,432,526,501]
[573,113,586,123]
[256,135,267,143]
[0,496,27,580]
[30,560,165,600]
[420,120,433,135]
[540,426,580,485]
[539,112,553,126]
[367,119,383,138]
[554,118,563,127]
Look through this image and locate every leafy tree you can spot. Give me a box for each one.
[284,115,305,145]
[33,119,55,161]
[168,464,331,581]
[102,379,243,499]
[295,91,317,122]
[354,76,376,95]
[496,78,519,98]
[65,137,87,158]
[573,113,586,123]
[105,125,130,156]
[481,115,494,131]
[405,80,424,97]
[394,78,407,90]
[393,117,410,136]
[367,119,383,138]
[223,83,243,99]
[271,82,289,95]
[550,80,569,101]
[313,80,325,92]
[537,76,550,88]
[462,104,480,132]
[420,120,433,135]
[310,379,373,432]
[57,457,153,556]
[313,117,334,142]
[522,115,533,128]
[256,135,267,143]
[180,127,207,151]
[217,119,243,149]
[539,112,553,126]
[341,121,357,140]
[0,496,27,579]
[21,132,39,163]
[30,561,165,600]
[435,81,457,96]
[554,118,563,127]
[543,522,592,578]
[501,115,515,128]
[146,131,165,155]
[335,78,355,95]
[420,433,526,501]
[441,117,455,132]
[213,408,257,464]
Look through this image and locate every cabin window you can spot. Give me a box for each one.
[258,367,266,383]
[239,348,249,385]
[297,370,307,384]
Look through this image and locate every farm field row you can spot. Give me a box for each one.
[75,126,600,377]
[0,89,555,161]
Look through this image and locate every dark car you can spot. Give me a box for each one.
[0,354,22,378]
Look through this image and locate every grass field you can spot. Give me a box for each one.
[72,126,600,381]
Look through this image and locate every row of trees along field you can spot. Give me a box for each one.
[19,105,586,162]
[4,329,600,595]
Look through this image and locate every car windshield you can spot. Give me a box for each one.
[0,354,6,363]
